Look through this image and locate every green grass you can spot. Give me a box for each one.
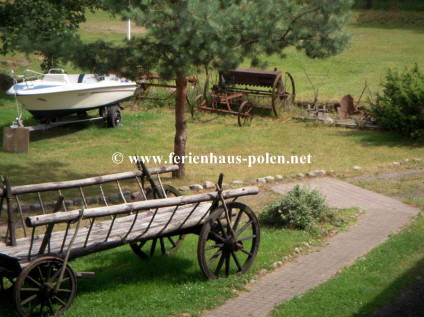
[0,101,423,188]
[271,175,424,317]
[0,9,423,316]
[0,203,360,317]
[2,10,424,101]
[1,11,423,189]
[261,10,424,101]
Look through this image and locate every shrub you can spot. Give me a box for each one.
[259,185,327,230]
[370,65,424,138]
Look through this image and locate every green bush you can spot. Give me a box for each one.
[370,65,424,138]
[259,185,327,230]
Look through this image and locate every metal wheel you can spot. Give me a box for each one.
[130,184,185,259]
[197,202,260,279]
[106,104,122,128]
[271,74,284,117]
[14,256,77,317]
[282,72,296,105]
[237,101,254,127]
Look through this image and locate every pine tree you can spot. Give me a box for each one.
[1,0,354,178]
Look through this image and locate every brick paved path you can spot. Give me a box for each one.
[204,178,420,317]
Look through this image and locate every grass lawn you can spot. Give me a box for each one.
[0,8,423,317]
[0,194,361,317]
[271,172,424,317]
[1,10,423,188]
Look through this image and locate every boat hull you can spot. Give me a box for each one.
[14,85,135,119]
[7,72,137,120]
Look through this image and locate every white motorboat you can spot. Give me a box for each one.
[7,69,137,126]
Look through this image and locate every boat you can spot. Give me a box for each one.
[7,69,137,127]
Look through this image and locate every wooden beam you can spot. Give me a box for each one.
[4,177,17,246]
[9,165,178,195]
[26,187,259,227]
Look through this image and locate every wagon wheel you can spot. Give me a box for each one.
[14,256,77,317]
[186,77,202,114]
[130,235,186,260]
[237,101,254,127]
[191,94,207,119]
[282,72,296,105]
[144,184,182,200]
[0,254,21,294]
[130,185,185,259]
[197,202,260,279]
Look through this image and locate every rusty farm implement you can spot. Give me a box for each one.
[193,68,295,126]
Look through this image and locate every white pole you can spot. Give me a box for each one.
[127,18,131,41]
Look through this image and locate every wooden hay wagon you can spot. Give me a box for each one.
[194,68,295,126]
[0,162,260,317]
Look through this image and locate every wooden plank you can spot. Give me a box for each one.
[26,187,259,227]
[0,202,212,264]
[8,165,179,195]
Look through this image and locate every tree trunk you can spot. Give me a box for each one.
[173,73,188,178]
[366,0,372,9]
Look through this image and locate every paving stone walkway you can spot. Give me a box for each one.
[204,178,420,317]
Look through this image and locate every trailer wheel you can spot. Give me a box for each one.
[14,256,76,317]
[130,185,185,259]
[107,105,122,127]
[197,202,260,279]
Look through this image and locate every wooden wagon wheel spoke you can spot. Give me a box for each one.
[167,236,177,247]
[233,211,243,232]
[20,288,39,292]
[39,303,45,317]
[238,101,254,127]
[216,218,229,239]
[52,296,66,306]
[237,234,257,242]
[214,253,226,276]
[224,253,230,277]
[241,249,253,257]
[236,220,253,237]
[131,185,186,260]
[150,238,158,257]
[21,294,37,306]
[47,299,55,316]
[230,251,243,272]
[205,243,224,251]
[160,238,166,254]
[207,231,226,243]
[198,202,260,279]
[14,256,77,317]
[26,276,42,288]
[208,250,223,266]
